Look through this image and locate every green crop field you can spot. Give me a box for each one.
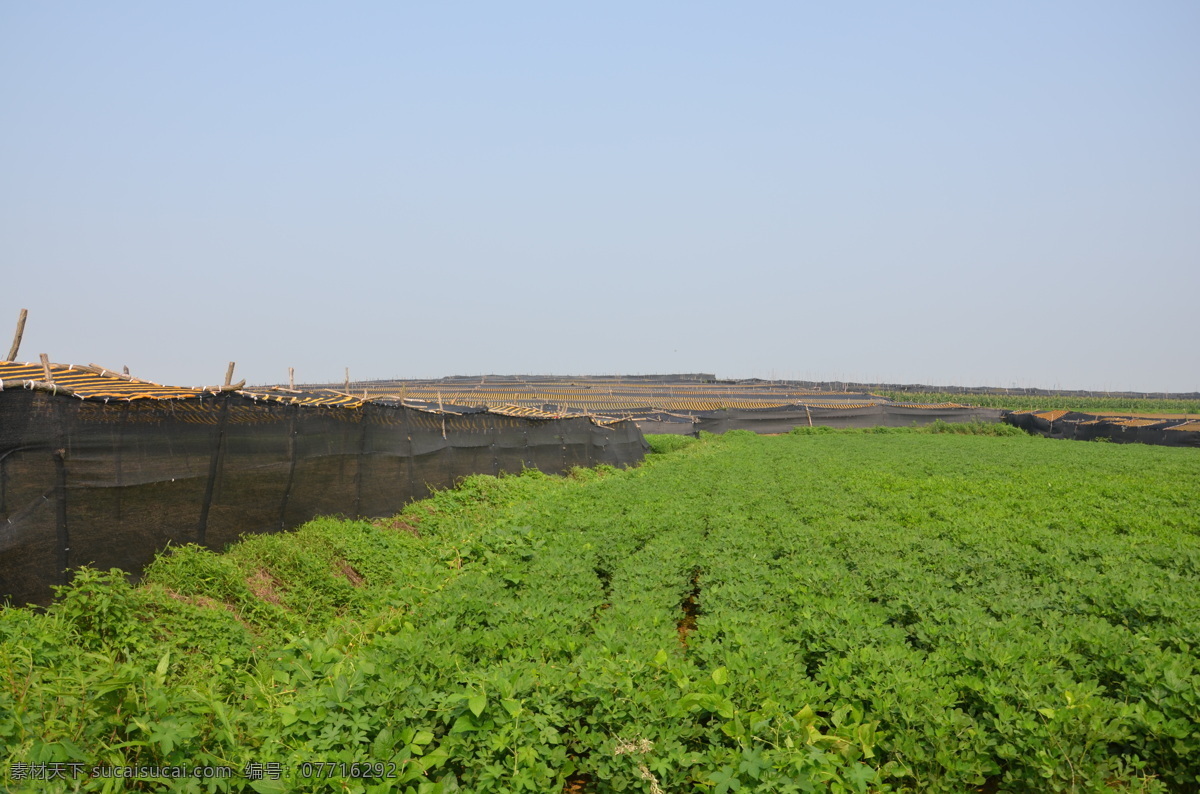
[2,428,1199,793]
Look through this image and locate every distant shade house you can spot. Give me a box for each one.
[1003,410,1200,447]
[693,403,1005,434]
[0,361,647,606]
[293,376,949,436]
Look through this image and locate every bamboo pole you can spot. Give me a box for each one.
[326,390,355,399]
[77,363,158,385]
[80,363,135,381]
[0,379,71,395]
[40,353,54,383]
[344,367,350,391]
[288,367,295,390]
[6,308,27,361]
[203,379,245,393]
[224,362,236,387]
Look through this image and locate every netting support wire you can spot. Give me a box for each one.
[487,415,498,476]
[354,410,369,518]
[114,402,129,521]
[196,396,231,546]
[278,405,300,530]
[403,407,417,497]
[53,448,70,586]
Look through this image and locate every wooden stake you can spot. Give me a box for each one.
[7,308,27,361]
[122,365,129,376]
[344,367,350,391]
[224,362,236,387]
[288,367,295,390]
[40,353,54,383]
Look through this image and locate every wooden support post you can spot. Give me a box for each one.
[40,353,54,383]
[344,367,350,391]
[288,367,295,390]
[224,362,236,387]
[6,308,27,361]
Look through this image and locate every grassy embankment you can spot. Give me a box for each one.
[2,427,1199,793]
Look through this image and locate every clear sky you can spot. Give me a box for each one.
[3,2,1197,392]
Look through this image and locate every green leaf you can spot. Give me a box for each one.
[154,651,171,685]
[712,666,729,686]
[148,719,186,755]
[738,747,769,780]
[845,763,877,793]
[451,715,480,734]
[710,766,742,793]
[372,726,395,756]
[468,693,487,717]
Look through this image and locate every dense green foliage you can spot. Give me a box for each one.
[877,392,1200,415]
[788,420,1028,438]
[2,429,1199,793]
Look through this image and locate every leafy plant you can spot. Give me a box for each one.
[3,431,1198,792]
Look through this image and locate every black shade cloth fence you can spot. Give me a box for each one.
[0,389,646,606]
[1003,410,1200,447]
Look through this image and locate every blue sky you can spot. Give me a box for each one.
[3,2,1197,391]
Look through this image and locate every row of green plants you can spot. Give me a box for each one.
[877,392,1200,415]
[789,420,1028,437]
[2,427,1198,792]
